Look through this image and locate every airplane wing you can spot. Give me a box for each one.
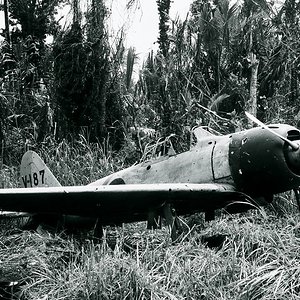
[0,183,252,225]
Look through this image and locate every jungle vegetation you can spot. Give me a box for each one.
[1,0,300,299]
[1,0,300,164]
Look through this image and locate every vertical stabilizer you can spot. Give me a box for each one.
[20,151,61,188]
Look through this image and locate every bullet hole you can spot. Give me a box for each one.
[242,138,248,145]
[146,165,151,170]
[208,141,213,144]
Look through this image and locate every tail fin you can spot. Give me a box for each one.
[20,151,61,188]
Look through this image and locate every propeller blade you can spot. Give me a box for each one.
[245,112,299,151]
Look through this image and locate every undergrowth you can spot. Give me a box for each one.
[0,139,300,299]
[0,213,299,299]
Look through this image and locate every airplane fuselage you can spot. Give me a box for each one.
[2,123,300,234]
[91,124,300,200]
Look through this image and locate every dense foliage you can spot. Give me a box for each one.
[1,0,300,163]
[1,1,300,299]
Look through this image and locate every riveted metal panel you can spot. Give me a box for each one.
[126,138,216,184]
[212,135,232,182]
[90,137,216,186]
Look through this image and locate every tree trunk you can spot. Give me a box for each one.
[3,0,11,48]
[248,52,259,117]
[290,66,299,104]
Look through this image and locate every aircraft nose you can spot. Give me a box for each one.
[285,141,300,175]
[230,126,300,195]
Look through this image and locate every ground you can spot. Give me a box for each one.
[0,207,299,300]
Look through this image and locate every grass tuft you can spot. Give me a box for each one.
[1,141,300,299]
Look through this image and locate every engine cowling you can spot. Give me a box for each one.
[229,124,300,196]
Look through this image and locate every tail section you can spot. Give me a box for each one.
[20,151,61,188]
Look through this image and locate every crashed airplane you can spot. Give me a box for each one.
[0,112,300,239]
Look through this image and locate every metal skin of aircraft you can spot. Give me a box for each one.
[1,113,300,239]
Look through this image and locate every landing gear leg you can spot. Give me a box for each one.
[92,219,103,239]
[205,210,215,222]
[21,215,40,231]
[147,210,161,229]
[162,203,178,242]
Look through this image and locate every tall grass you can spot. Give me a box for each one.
[27,135,128,186]
[0,165,19,188]
[0,213,299,299]
[0,139,300,299]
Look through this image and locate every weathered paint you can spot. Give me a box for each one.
[229,125,300,196]
[1,123,300,230]
[212,135,232,182]
[90,136,217,186]
[91,124,300,198]
[20,151,61,188]
[0,183,245,224]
